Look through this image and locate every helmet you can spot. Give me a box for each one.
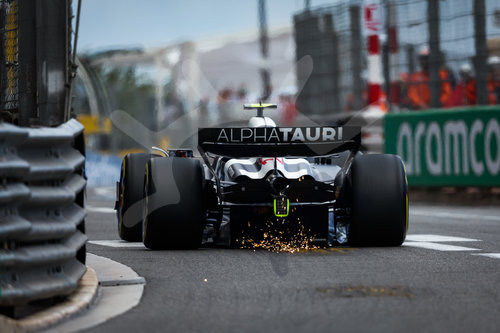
[418,45,430,56]
[459,63,474,77]
[488,56,500,66]
[249,116,276,128]
[459,63,472,73]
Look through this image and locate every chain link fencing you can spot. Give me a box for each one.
[294,0,500,116]
[1,0,76,126]
[1,0,19,116]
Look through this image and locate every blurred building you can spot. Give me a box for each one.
[72,0,500,152]
[197,26,295,102]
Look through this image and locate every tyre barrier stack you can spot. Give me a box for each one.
[0,119,87,308]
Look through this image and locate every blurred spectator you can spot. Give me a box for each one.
[237,85,247,101]
[407,46,452,109]
[198,96,209,127]
[279,94,297,125]
[488,56,500,104]
[217,88,233,104]
[440,53,457,90]
[375,91,388,112]
[398,72,412,109]
[444,63,475,107]
[217,88,233,123]
[344,93,354,112]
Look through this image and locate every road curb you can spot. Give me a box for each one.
[0,267,99,333]
[40,253,145,333]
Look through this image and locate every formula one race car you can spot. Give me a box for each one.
[115,103,408,250]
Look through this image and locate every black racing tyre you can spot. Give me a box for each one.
[143,157,204,250]
[349,154,408,246]
[117,153,153,241]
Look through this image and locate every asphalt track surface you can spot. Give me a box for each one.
[81,187,500,333]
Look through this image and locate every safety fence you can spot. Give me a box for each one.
[0,0,18,113]
[1,0,75,127]
[294,0,500,115]
[0,119,87,307]
[385,106,500,186]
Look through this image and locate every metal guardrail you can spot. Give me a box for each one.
[0,119,87,306]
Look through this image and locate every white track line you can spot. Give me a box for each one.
[87,206,116,214]
[93,187,116,196]
[89,234,492,254]
[404,234,482,252]
[405,234,481,243]
[89,240,145,248]
[403,241,481,252]
[471,253,500,259]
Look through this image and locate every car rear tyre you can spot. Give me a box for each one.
[117,153,153,241]
[349,154,408,246]
[143,157,204,250]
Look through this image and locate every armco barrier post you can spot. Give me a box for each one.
[384,107,500,187]
[349,5,363,111]
[474,0,488,106]
[18,0,37,126]
[36,0,69,126]
[427,0,441,109]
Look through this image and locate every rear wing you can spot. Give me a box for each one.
[198,126,361,158]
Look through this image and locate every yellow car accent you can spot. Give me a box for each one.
[144,164,150,237]
[403,161,409,232]
[6,1,18,100]
[405,194,409,232]
[244,103,277,109]
[274,198,290,217]
[77,115,112,134]
[119,159,126,235]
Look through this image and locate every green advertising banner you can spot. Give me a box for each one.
[384,106,500,186]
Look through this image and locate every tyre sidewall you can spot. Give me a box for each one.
[349,154,408,246]
[143,157,204,249]
[118,153,153,241]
